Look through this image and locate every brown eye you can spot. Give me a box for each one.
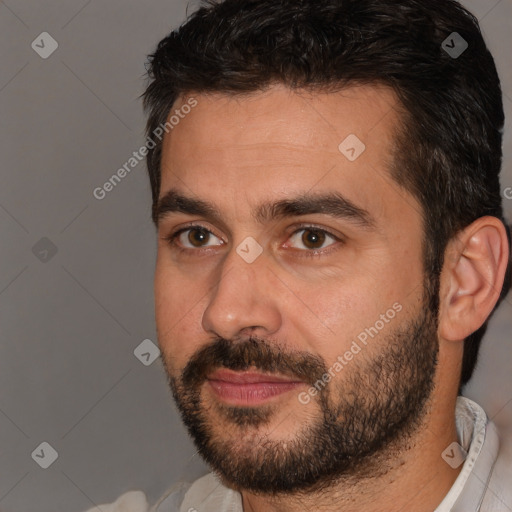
[172,227,223,249]
[287,227,337,251]
[187,227,211,247]
[301,229,326,249]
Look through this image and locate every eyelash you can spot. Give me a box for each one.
[283,223,342,257]
[163,223,223,254]
[163,223,343,256]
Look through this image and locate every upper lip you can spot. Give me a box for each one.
[207,369,302,384]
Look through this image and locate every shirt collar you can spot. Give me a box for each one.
[435,396,499,512]
[157,397,498,512]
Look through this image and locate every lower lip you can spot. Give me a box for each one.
[207,380,302,406]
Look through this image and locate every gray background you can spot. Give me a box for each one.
[0,1,511,511]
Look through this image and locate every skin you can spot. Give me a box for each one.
[154,84,509,512]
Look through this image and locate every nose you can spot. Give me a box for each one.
[201,247,282,340]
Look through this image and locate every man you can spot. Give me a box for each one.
[88,0,511,510]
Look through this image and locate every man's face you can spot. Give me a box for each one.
[154,85,439,492]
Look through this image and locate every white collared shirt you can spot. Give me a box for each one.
[151,397,511,512]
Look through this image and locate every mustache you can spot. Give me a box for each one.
[181,337,328,389]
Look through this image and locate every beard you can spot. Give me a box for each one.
[162,295,439,495]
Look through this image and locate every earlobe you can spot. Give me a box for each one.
[438,217,509,342]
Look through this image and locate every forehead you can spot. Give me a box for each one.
[158,84,414,227]
[161,83,399,170]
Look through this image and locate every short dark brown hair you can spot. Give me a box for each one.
[142,0,511,391]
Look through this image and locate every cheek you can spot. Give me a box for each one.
[279,278,368,360]
[154,262,206,371]
[283,267,414,364]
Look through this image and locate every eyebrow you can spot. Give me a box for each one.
[155,188,375,229]
[155,189,221,224]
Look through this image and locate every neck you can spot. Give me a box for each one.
[241,396,461,512]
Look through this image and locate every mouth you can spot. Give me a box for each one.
[206,369,304,406]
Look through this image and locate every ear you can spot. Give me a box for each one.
[438,216,509,342]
